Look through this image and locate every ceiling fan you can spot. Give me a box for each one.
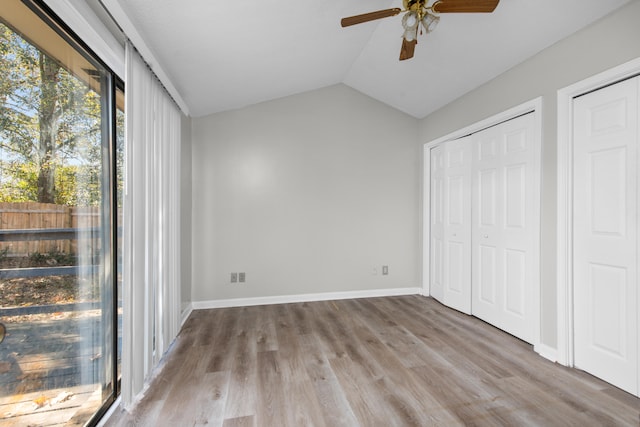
[341,0,500,61]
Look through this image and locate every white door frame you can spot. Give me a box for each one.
[556,57,640,367]
[423,97,542,349]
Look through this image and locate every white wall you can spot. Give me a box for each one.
[419,0,640,349]
[181,113,192,313]
[191,84,420,302]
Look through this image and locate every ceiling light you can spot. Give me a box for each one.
[402,11,419,31]
[402,11,419,42]
[403,27,418,42]
[422,12,440,33]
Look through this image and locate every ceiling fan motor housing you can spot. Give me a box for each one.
[404,0,428,13]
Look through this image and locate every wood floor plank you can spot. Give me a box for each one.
[273,304,299,358]
[281,365,327,427]
[255,350,287,426]
[191,371,231,427]
[223,306,257,420]
[289,302,314,335]
[156,350,213,424]
[411,363,523,426]
[307,301,348,360]
[111,399,164,427]
[275,306,327,426]
[329,355,391,426]
[335,299,463,425]
[350,334,461,425]
[205,307,241,373]
[222,415,255,427]
[106,296,640,427]
[193,306,223,348]
[299,334,360,427]
[255,305,279,353]
[491,375,596,426]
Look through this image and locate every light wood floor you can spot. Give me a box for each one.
[106,296,640,426]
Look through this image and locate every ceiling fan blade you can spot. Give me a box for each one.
[399,38,417,61]
[431,0,499,13]
[341,8,402,27]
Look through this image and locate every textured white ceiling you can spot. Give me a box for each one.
[105,0,630,118]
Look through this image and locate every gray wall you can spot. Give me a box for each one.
[419,0,640,349]
[191,84,420,302]
[181,113,192,314]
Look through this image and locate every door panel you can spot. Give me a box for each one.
[573,76,638,396]
[448,242,464,293]
[589,263,626,357]
[505,249,526,316]
[479,245,496,304]
[479,169,497,226]
[430,145,445,302]
[443,138,472,313]
[471,113,537,343]
[449,176,464,225]
[430,138,472,313]
[505,164,526,229]
[590,147,626,235]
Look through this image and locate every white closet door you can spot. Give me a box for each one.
[430,138,472,313]
[573,76,639,396]
[442,137,472,313]
[471,113,537,343]
[430,144,445,302]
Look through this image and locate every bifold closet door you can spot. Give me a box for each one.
[471,113,537,343]
[430,113,538,343]
[573,76,639,396]
[430,137,472,314]
[431,137,471,314]
[430,144,445,303]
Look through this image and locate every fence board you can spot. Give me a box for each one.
[0,265,98,279]
[0,202,99,256]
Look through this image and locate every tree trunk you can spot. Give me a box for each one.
[37,54,61,204]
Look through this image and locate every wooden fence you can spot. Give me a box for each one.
[0,202,100,256]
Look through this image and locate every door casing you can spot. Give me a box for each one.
[557,57,640,368]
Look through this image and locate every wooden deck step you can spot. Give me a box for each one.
[0,384,97,426]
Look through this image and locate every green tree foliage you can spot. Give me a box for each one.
[0,22,105,206]
[0,162,101,206]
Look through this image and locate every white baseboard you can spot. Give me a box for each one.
[534,343,558,363]
[191,287,423,310]
[180,303,193,326]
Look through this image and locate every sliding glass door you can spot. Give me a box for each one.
[0,1,122,424]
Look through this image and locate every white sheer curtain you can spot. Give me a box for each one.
[122,41,181,408]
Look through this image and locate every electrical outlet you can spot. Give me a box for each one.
[239,272,246,283]
[231,273,238,283]
[382,265,389,275]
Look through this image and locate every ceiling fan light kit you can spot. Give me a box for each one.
[422,13,440,33]
[402,11,419,42]
[341,0,499,61]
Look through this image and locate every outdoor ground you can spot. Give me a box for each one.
[1,276,78,310]
[0,255,98,312]
[0,255,112,426]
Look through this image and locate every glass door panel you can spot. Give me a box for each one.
[0,1,119,424]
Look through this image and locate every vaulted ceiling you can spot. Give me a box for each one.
[98,0,630,118]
